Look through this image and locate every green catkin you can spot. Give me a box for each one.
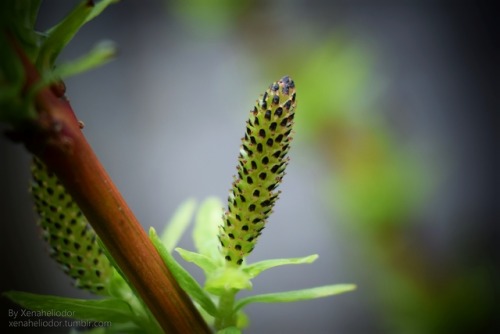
[219,76,297,266]
[30,158,113,295]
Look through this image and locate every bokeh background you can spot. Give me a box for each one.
[1,1,497,333]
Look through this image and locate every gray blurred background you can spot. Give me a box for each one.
[1,1,497,333]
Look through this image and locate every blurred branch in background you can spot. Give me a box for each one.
[285,40,494,334]
[165,0,497,332]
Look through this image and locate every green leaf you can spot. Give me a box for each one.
[236,311,249,329]
[149,228,218,317]
[38,0,94,69]
[176,247,218,274]
[205,267,252,295]
[106,269,132,300]
[3,291,136,323]
[194,303,215,327]
[243,254,318,278]
[40,0,119,68]
[85,0,120,24]
[161,198,197,252]
[194,197,223,262]
[52,40,116,78]
[234,284,356,312]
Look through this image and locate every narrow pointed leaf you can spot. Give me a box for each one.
[38,0,94,68]
[161,198,197,252]
[194,197,224,261]
[243,254,318,278]
[234,284,356,312]
[150,228,218,317]
[3,291,136,323]
[52,41,116,78]
[176,247,218,274]
[85,0,120,23]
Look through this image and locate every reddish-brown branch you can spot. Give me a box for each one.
[9,37,211,333]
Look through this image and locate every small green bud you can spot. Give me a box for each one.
[219,76,297,266]
[30,158,113,295]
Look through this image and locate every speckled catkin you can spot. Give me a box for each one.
[219,76,297,266]
[30,158,112,294]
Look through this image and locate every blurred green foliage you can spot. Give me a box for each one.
[289,41,428,228]
[166,1,494,333]
[171,0,251,37]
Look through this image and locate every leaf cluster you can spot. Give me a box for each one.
[151,198,356,332]
[0,0,118,125]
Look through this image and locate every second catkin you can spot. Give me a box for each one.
[30,158,113,294]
